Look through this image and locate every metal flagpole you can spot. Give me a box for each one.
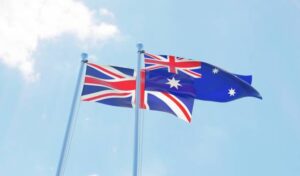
[55,53,88,176]
[133,43,144,176]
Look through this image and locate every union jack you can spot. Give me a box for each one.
[81,63,194,123]
[144,52,202,78]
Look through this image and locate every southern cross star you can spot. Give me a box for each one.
[166,77,182,89]
[228,88,236,96]
[212,68,219,74]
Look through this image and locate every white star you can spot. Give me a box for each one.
[212,68,219,74]
[228,88,236,96]
[166,77,182,89]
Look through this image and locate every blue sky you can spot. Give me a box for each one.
[1,0,300,176]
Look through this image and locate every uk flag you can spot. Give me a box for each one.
[144,52,202,78]
[81,63,194,123]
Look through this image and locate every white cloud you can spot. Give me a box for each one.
[99,8,115,18]
[0,0,119,81]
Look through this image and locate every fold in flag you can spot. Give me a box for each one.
[81,63,194,123]
[144,52,262,102]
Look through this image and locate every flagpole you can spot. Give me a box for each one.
[55,53,88,176]
[133,43,144,176]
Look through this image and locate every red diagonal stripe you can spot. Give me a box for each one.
[162,92,191,123]
[182,69,202,78]
[88,63,125,79]
[144,59,170,66]
[145,53,163,60]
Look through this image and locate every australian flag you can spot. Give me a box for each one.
[81,63,194,123]
[144,52,262,102]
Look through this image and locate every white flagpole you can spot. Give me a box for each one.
[56,53,88,176]
[133,43,144,176]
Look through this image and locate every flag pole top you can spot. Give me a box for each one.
[137,43,144,53]
[81,53,88,63]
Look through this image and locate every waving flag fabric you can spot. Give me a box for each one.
[194,62,261,102]
[81,63,135,108]
[144,52,262,102]
[81,63,194,122]
[233,74,252,85]
[145,67,197,97]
